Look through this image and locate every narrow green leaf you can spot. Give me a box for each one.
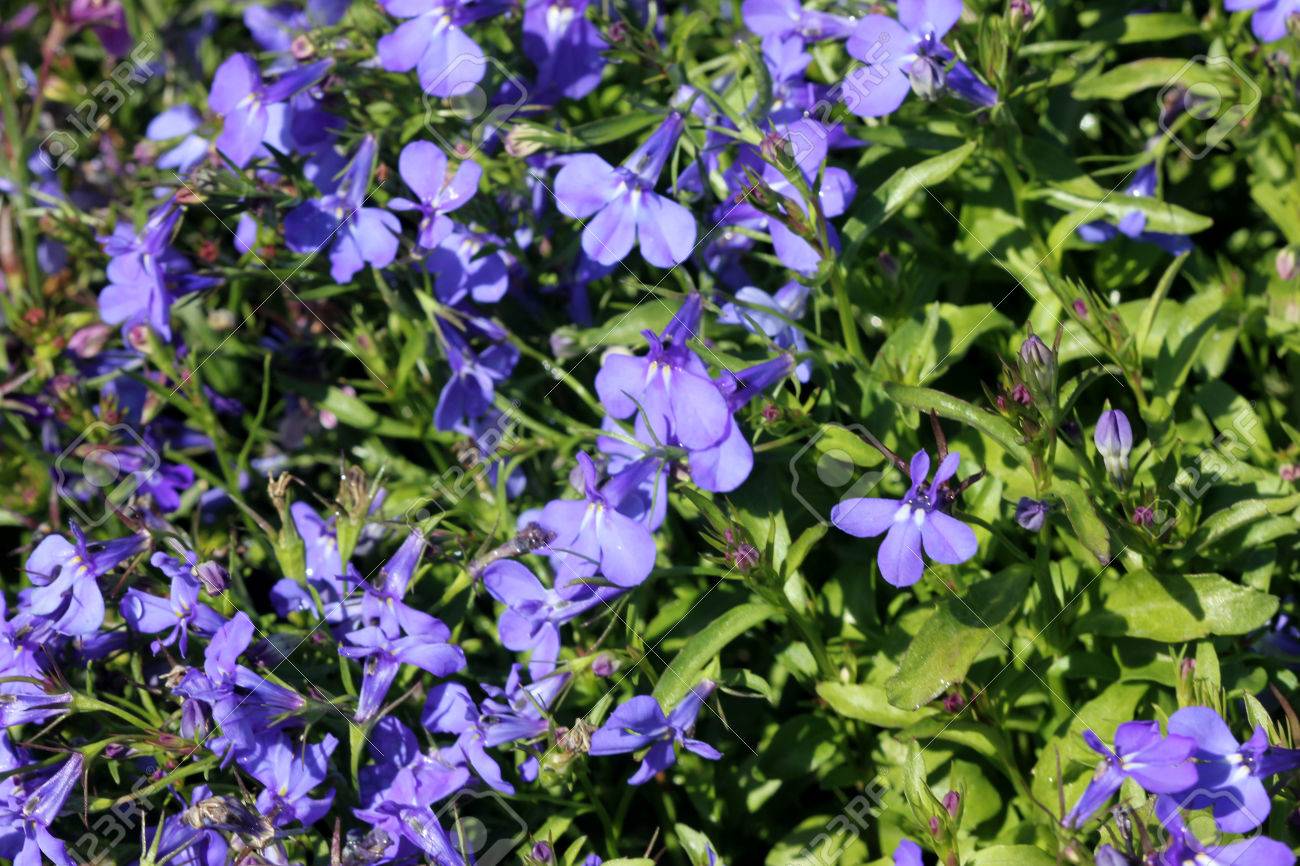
[883,383,1031,466]
[1054,479,1112,564]
[653,603,781,707]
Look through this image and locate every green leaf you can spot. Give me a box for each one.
[1054,479,1112,564]
[676,824,721,866]
[1189,494,1300,553]
[816,681,937,728]
[885,567,1032,710]
[1037,188,1212,235]
[1079,571,1279,642]
[883,383,1032,467]
[842,141,978,258]
[1072,58,1234,100]
[653,603,781,707]
[759,715,838,779]
[1079,13,1201,44]
[968,846,1058,866]
[320,387,422,438]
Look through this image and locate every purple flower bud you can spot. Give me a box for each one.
[591,653,617,677]
[1131,506,1154,526]
[942,692,965,713]
[1094,409,1133,485]
[1072,298,1088,318]
[1018,334,1056,395]
[195,560,228,595]
[729,543,760,572]
[1278,248,1297,281]
[1015,497,1048,532]
[942,790,960,818]
[531,842,554,863]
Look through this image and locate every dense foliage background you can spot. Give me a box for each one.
[2,0,1300,864]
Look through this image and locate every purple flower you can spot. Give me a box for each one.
[1015,497,1048,532]
[1077,165,1193,256]
[68,0,129,55]
[1225,0,1300,43]
[270,502,363,624]
[98,201,219,342]
[241,733,338,826]
[893,839,924,866]
[830,450,978,588]
[120,550,227,656]
[553,114,697,267]
[146,105,209,174]
[208,54,331,167]
[538,453,658,589]
[389,141,481,249]
[1155,795,1295,866]
[589,681,721,785]
[595,294,728,451]
[1166,706,1300,833]
[375,0,509,97]
[425,229,511,305]
[483,559,619,678]
[718,282,811,382]
[741,0,854,41]
[283,135,401,282]
[843,0,996,117]
[434,339,518,431]
[1063,721,1197,828]
[341,618,465,724]
[1094,408,1133,485]
[523,0,607,101]
[23,523,144,635]
[0,753,82,866]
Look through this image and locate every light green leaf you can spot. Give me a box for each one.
[653,603,781,707]
[968,846,1058,865]
[1079,570,1279,642]
[885,567,1032,710]
[1054,479,1112,565]
[816,681,937,728]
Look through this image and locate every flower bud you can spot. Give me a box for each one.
[1277,248,1296,281]
[1018,333,1056,397]
[1093,409,1133,486]
[909,56,947,101]
[1015,497,1048,532]
[195,560,228,595]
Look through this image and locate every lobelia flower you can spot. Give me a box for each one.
[1077,164,1193,256]
[843,0,997,117]
[1154,795,1295,866]
[67,0,130,55]
[1094,408,1133,487]
[120,549,227,656]
[1094,845,1131,866]
[375,0,510,97]
[589,681,721,785]
[269,501,364,624]
[523,0,608,101]
[433,339,519,431]
[341,617,466,724]
[1015,497,1048,532]
[388,141,481,250]
[244,0,349,58]
[717,282,812,382]
[425,228,512,305]
[538,453,658,589]
[283,135,402,282]
[553,113,698,267]
[241,733,338,826]
[741,0,854,41]
[1166,705,1300,832]
[0,753,82,866]
[893,839,924,866]
[421,670,563,795]
[482,558,621,678]
[1225,0,1300,42]
[23,522,144,635]
[1063,720,1197,827]
[830,450,978,587]
[146,105,210,174]
[208,53,331,167]
[595,294,728,451]
[98,201,220,342]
